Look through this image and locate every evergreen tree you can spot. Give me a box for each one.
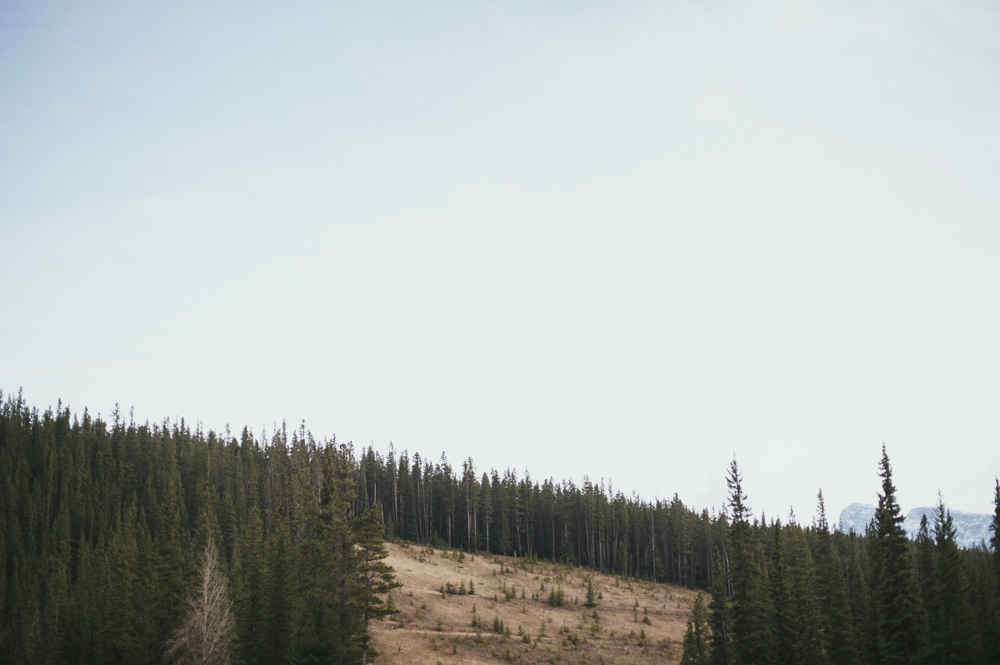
[846,537,875,665]
[913,515,935,620]
[986,478,1000,665]
[929,497,973,664]
[994,478,1000,580]
[709,546,732,665]
[785,520,824,665]
[814,490,858,665]
[350,505,401,665]
[233,508,267,665]
[681,592,712,665]
[768,521,795,665]
[101,525,141,663]
[726,459,772,665]
[4,390,998,665]
[291,447,360,665]
[264,507,293,665]
[867,446,927,665]
[584,577,597,608]
[156,477,190,644]
[964,562,989,665]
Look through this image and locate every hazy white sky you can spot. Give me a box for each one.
[2,1,999,521]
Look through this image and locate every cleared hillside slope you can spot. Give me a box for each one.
[369,543,698,664]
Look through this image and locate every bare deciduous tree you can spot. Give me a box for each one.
[166,541,233,665]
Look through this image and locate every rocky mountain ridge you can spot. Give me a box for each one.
[839,502,994,550]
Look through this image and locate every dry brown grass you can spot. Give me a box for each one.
[369,542,700,664]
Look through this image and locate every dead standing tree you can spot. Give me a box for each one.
[166,540,233,665]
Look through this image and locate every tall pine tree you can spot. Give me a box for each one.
[726,460,772,665]
[814,490,857,665]
[930,497,973,664]
[709,545,733,665]
[986,478,1000,665]
[768,521,795,665]
[350,505,401,665]
[913,515,935,619]
[681,592,712,665]
[785,519,824,665]
[264,506,293,665]
[867,446,927,665]
[233,508,267,665]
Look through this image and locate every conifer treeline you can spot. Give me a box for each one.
[355,445,719,585]
[3,391,999,665]
[0,392,396,665]
[682,450,1000,665]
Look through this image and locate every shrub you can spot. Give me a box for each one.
[584,578,597,608]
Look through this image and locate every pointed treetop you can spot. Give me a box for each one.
[917,513,930,540]
[991,477,999,554]
[816,489,829,533]
[726,457,749,523]
[934,493,958,548]
[875,445,905,536]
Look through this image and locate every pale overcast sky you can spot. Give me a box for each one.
[2,1,999,521]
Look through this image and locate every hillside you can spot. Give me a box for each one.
[369,543,698,664]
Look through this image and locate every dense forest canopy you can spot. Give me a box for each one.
[1,389,999,665]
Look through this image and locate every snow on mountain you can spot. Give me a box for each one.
[838,503,876,534]
[838,502,994,550]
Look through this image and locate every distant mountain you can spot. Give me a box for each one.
[838,502,994,550]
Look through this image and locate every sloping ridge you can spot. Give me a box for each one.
[369,543,698,664]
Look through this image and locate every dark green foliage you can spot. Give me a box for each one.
[725,459,773,665]
[993,478,1000,571]
[986,478,1000,665]
[708,546,732,665]
[0,392,397,665]
[359,448,716,587]
[768,522,796,665]
[351,505,402,664]
[845,538,872,665]
[681,592,711,665]
[234,507,266,665]
[929,498,974,664]
[867,446,928,665]
[914,515,935,617]
[814,491,858,665]
[584,577,597,607]
[2,390,998,665]
[264,508,293,665]
[784,521,823,664]
[291,449,361,665]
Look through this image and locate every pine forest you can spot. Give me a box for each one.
[2,390,999,665]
